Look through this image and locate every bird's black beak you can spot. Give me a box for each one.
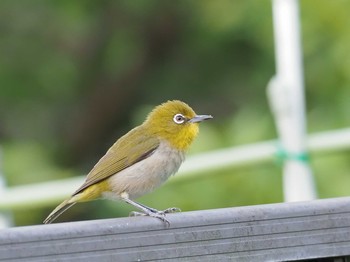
[188,115,213,123]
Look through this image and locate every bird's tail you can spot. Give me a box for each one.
[43,199,76,224]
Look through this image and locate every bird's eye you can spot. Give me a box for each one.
[173,114,186,124]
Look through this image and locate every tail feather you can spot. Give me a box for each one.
[43,199,76,224]
[44,184,101,224]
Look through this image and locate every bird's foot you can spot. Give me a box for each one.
[143,206,181,214]
[162,207,181,214]
[130,210,171,227]
[129,207,180,227]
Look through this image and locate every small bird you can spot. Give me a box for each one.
[44,100,212,225]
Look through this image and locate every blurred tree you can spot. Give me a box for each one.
[0,0,349,226]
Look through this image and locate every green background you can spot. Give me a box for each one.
[0,0,349,226]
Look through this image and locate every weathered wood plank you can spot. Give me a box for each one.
[1,197,350,261]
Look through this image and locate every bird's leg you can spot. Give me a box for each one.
[137,203,181,214]
[136,202,160,213]
[121,193,171,226]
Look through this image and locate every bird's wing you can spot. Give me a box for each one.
[73,127,160,195]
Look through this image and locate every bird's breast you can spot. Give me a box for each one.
[104,140,185,200]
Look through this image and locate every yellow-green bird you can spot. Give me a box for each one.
[44,100,212,225]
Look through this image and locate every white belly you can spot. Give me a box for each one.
[103,140,185,200]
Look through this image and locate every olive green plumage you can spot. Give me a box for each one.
[44,100,212,225]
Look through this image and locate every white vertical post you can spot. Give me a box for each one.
[268,0,317,202]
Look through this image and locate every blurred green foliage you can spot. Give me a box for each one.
[0,0,349,226]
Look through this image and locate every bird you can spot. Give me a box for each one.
[43,100,212,225]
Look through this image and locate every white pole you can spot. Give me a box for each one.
[269,0,317,201]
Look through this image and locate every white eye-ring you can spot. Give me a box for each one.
[173,114,186,124]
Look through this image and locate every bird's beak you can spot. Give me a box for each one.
[188,115,213,123]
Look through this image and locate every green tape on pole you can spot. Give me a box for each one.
[275,143,310,165]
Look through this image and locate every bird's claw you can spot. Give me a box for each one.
[129,210,170,227]
[163,207,181,214]
[129,207,181,227]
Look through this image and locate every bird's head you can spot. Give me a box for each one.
[144,100,212,151]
